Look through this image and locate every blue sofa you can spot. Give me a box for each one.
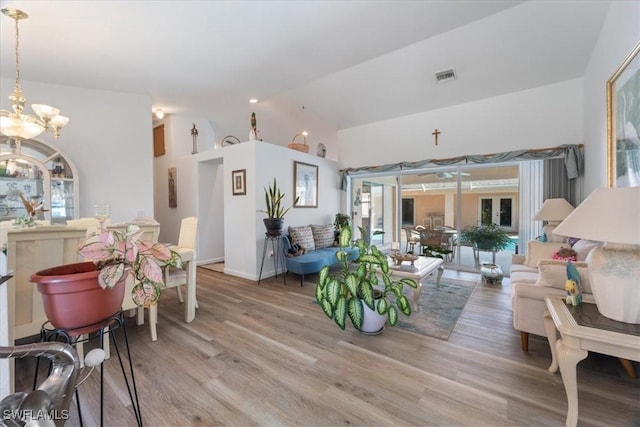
[281,235,359,285]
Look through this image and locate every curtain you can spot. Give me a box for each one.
[543,158,582,207]
[340,144,584,190]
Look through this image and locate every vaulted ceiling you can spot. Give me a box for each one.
[0,1,610,130]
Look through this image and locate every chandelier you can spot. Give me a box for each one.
[0,8,69,141]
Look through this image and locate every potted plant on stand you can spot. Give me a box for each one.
[460,222,511,251]
[316,225,418,334]
[30,224,182,331]
[261,178,299,237]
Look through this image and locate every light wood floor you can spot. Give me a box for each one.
[15,268,640,426]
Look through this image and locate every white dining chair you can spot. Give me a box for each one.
[144,217,198,341]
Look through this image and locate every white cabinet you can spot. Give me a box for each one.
[0,137,79,223]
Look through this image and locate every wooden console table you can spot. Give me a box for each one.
[543,296,640,427]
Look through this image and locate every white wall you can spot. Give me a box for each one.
[583,1,640,195]
[152,115,216,245]
[0,78,154,223]
[221,141,342,280]
[154,129,343,279]
[337,79,584,169]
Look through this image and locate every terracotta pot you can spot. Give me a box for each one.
[30,261,126,334]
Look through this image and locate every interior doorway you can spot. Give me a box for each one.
[402,198,414,227]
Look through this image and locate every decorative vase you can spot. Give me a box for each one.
[480,263,504,284]
[360,293,386,335]
[263,218,284,237]
[587,245,640,324]
[30,261,127,334]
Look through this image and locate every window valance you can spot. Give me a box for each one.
[340,144,583,190]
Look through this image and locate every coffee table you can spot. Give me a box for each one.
[389,256,444,311]
[544,296,640,427]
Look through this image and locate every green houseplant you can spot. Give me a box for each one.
[262,178,299,236]
[460,222,511,251]
[316,225,417,333]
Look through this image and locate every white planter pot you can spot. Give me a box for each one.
[360,298,386,335]
[587,245,640,324]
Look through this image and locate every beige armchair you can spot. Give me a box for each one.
[510,239,600,350]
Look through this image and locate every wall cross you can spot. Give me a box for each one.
[432,128,441,146]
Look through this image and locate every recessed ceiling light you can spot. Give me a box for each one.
[153,109,165,119]
[249,98,258,104]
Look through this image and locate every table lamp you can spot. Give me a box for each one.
[533,198,575,243]
[553,187,640,324]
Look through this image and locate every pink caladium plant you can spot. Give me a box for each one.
[78,224,182,307]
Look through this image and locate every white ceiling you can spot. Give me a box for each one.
[0,1,610,130]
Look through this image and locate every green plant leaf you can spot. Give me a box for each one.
[397,295,411,316]
[358,281,375,310]
[335,250,347,263]
[326,279,340,306]
[345,273,358,297]
[334,296,347,330]
[347,297,364,330]
[399,278,418,289]
[356,263,365,279]
[377,297,388,315]
[315,281,324,301]
[379,259,389,274]
[382,273,392,287]
[359,254,379,265]
[318,265,329,288]
[387,306,398,326]
[390,283,403,299]
[320,298,333,319]
[339,226,351,247]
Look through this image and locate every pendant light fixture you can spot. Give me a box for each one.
[0,9,69,141]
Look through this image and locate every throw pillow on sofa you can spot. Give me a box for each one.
[311,224,334,249]
[289,225,315,251]
[536,259,592,294]
[524,240,570,268]
[571,239,602,261]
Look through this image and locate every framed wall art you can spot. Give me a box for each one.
[232,169,246,196]
[607,42,640,188]
[168,166,177,208]
[293,161,318,208]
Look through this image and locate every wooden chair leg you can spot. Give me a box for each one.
[619,358,637,379]
[521,331,529,352]
[149,305,158,342]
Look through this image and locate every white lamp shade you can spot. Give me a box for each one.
[533,198,574,223]
[553,187,640,245]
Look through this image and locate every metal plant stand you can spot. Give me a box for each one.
[258,234,287,285]
[34,311,143,427]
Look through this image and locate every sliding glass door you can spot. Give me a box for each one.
[349,164,519,272]
[351,176,397,248]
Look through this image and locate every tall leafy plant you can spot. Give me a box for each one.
[316,225,417,331]
[263,178,298,218]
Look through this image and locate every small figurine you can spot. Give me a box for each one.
[564,261,582,306]
[249,112,260,141]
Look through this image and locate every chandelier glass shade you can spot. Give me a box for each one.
[0,8,69,140]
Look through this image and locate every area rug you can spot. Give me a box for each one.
[200,262,224,273]
[396,279,476,340]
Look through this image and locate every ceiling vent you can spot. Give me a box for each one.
[435,69,456,83]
